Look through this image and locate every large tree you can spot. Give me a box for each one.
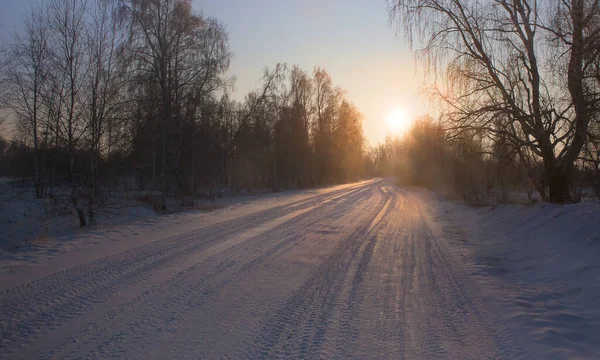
[389,0,600,202]
[83,0,125,224]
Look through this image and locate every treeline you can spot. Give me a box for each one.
[374,115,600,204]
[388,0,600,203]
[0,0,372,226]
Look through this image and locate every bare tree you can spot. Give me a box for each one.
[229,64,286,191]
[331,100,366,183]
[313,67,343,185]
[46,0,90,225]
[83,0,125,225]
[389,0,600,202]
[274,66,314,187]
[120,0,232,209]
[6,5,50,198]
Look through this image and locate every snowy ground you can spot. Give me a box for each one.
[425,193,600,359]
[0,177,322,251]
[0,179,598,359]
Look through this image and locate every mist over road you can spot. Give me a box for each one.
[0,179,520,359]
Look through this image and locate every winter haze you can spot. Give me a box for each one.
[1,1,599,359]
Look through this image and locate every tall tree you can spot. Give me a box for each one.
[83,0,125,224]
[275,66,313,188]
[6,5,51,198]
[121,0,231,208]
[312,67,342,185]
[47,0,90,225]
[332,101,365,183]
[388,0,600,202]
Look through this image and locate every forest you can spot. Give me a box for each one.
[0,0,372,227]
[2,0,600,231]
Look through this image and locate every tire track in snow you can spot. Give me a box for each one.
[389,192,523,359]
[1,179,528,359]
[43,183,377,359]
[243,185,394,359]
[0,181,378,357]
[353,194,411,359]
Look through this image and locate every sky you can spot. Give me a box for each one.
[1,0,428,145]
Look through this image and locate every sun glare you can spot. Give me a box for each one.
[385,108,411,135]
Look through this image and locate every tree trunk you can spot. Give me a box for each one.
[191,128,195,207]
[88,153,97,226]
[161,136,167,212]
[547,165,572,203]
[33,91,41,199]
[88,190,95,226]
[34,145,42,199]
[70,150,86,227]
[72,197,87,228]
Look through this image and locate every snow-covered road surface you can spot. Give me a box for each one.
[1,179,524,359]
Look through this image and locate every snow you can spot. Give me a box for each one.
[0,177,347,251]
[0,179,599,359]
[0,178,159,250]
[421,190,600,359]
[0,180,372,288]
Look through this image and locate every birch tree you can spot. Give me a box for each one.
[6,5,50,198]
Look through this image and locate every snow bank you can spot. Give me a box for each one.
[426,192,600,359]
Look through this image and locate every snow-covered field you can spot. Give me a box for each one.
[0,179,598,359]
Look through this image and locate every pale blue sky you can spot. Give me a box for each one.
[1,0,428,144]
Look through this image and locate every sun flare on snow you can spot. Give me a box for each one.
[385,108,412,135]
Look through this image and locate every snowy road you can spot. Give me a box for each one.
[0,179,522,359]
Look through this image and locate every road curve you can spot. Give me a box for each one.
[0,180,521,359]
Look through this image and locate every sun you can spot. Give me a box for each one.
[385,108,411,134]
